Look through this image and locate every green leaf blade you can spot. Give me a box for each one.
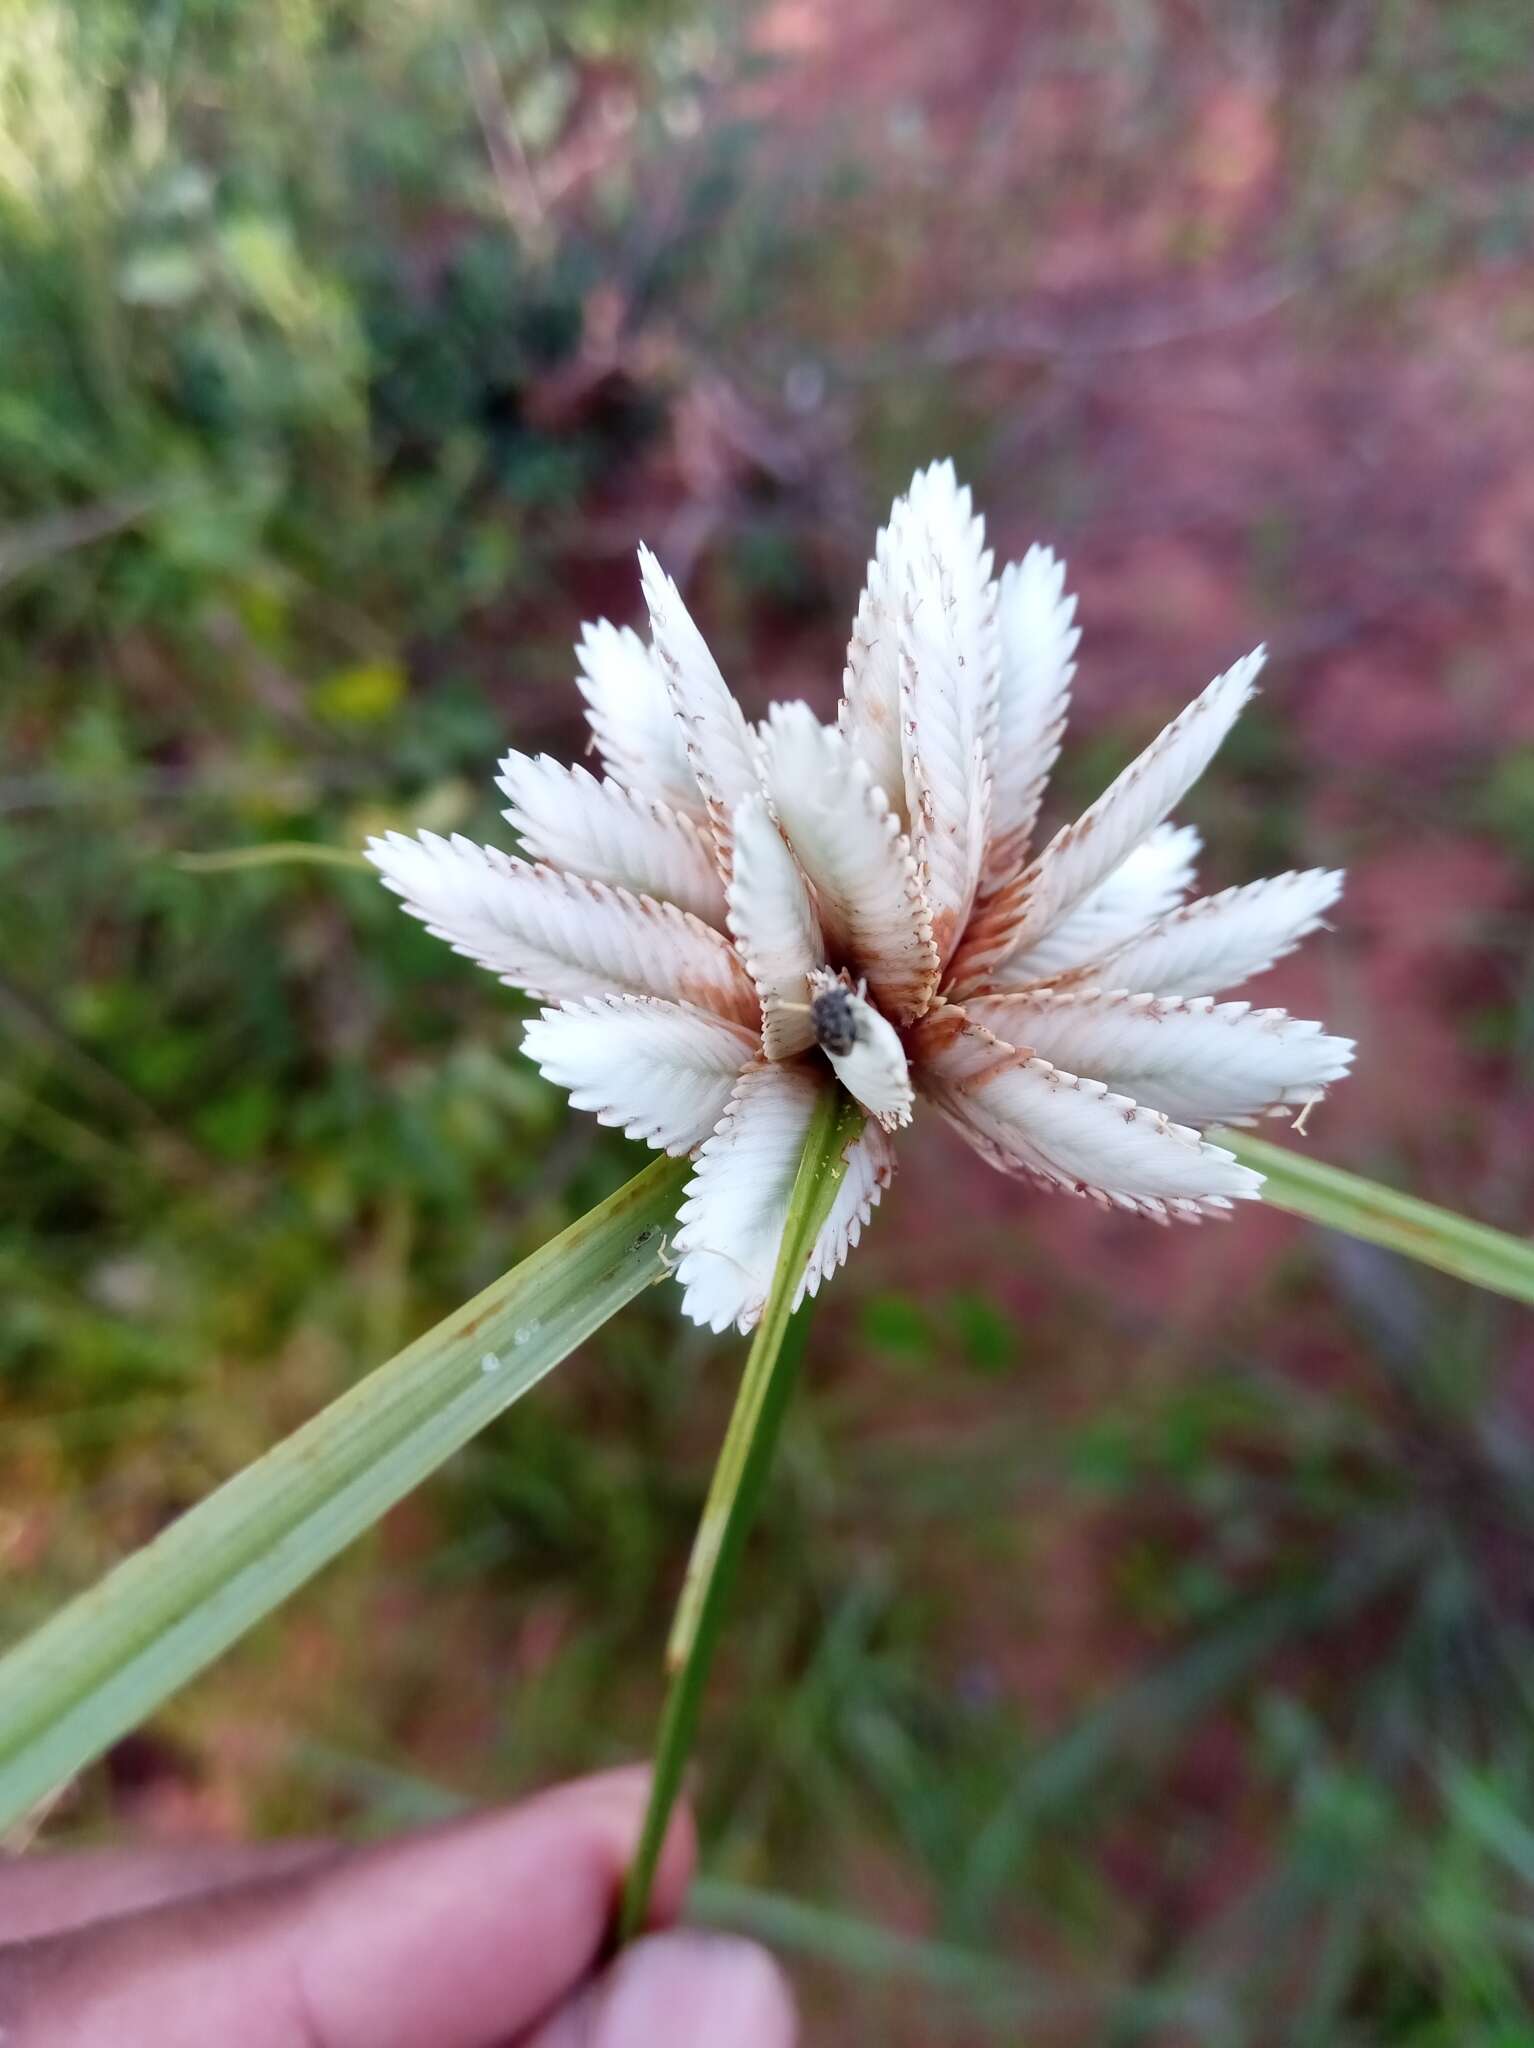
[0,1155,689,1831]
[1224,1131,1534,1306]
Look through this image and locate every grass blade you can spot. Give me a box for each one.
[619,1088,866,1938]
[173,841,369,874]
[689,1875,1028,2005]
[0,1154,688,1831]
[1224,1131,1534,1306]
[690,1878,1223,2035]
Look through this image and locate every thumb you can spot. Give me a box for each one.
[523,1930,797,2047]
[1,1769,695,2048]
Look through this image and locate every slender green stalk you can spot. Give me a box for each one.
[619,1089,866,1939]
[0,1156,687,1832]
[1223,1131,1534,1306]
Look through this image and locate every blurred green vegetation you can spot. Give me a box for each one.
[3,2,1534,2041]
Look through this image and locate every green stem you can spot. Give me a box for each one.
[1222,1131,1534,1307]
[619,1088,865,1939]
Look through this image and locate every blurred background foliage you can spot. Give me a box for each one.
[3,1,1534,2040]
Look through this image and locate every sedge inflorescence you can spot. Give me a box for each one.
[370,463,1352,1333]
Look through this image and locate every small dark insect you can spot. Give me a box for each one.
[810,985,858,1058]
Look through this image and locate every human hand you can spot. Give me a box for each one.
[0,1767,796,2046]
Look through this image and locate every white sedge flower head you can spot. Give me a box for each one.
[370,463,1353,1334]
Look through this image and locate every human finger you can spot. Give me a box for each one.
[520,1929,797,2048]
[0,1839,335,1942]
[0,1767,695,2048]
